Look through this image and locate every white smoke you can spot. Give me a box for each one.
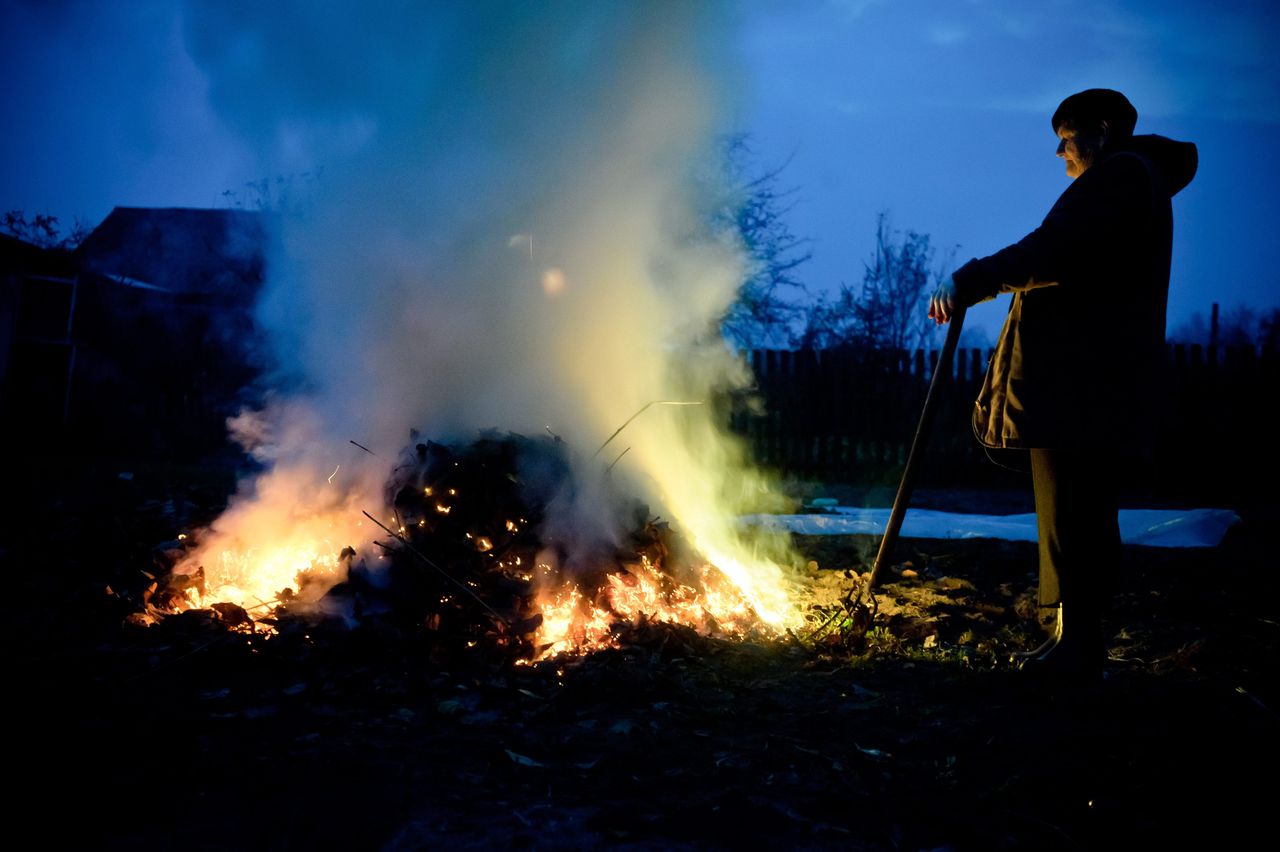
[179,1,801,623]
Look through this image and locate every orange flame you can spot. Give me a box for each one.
[531,555,759,658]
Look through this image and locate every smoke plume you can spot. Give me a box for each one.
[179,0,801,624]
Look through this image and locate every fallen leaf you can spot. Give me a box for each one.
[505,750,545,767]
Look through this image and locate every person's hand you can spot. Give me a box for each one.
[928,277,958,325]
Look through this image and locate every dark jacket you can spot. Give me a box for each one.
[952,134,1198,449]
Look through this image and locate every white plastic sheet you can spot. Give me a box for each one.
[742,507,1240,548]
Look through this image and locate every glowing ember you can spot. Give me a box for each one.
[532,556,759,658]
[200,542,342,608]
[169,457,370,612]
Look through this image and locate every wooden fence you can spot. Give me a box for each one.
[730,343,1278,500]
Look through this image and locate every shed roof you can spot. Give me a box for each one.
[76,207,269,299]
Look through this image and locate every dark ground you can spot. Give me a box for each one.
[10,456,1277,851]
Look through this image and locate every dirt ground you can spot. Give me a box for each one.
[10,457,1277,851]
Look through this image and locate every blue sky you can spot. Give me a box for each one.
[736,0,1280,339]
[3,0,1278,341]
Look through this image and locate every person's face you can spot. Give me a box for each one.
[1055,122,1107,179]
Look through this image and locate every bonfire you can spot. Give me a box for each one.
[133,432,781,664]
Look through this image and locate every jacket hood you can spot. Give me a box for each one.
[1113,134,1198,196]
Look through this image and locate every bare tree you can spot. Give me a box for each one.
[1169,304,1275,349]
[220,169,323,214]
[717,134,812,348]
[2,210,89,250]
[801,212,952,351]
[1167,311,1210,346]
[796,281,858,349]
[1261,309,1279,350]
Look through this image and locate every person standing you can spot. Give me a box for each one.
[928,89,1198,678]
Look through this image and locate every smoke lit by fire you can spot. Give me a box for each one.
[170,2,803,647]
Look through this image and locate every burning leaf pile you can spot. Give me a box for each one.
[377,433,769,659]
[131,433,773,664]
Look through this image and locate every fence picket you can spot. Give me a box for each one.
[732,343,1271,499]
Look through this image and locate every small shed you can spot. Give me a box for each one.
[1,207,269,456]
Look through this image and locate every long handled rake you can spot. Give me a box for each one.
[840,306,969,634]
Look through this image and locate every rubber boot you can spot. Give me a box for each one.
[1012,604,1062,661]
[1015,604,1105,683]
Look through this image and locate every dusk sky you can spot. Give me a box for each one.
[3,0,1278,342]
